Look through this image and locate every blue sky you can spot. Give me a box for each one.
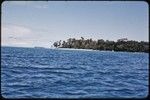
[2,1,148,48]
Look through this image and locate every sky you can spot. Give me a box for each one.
[1,1,149,48]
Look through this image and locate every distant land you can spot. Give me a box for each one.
[34,47,45,49]
[53,37,149,53]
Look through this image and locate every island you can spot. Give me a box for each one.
[53,37,149,53]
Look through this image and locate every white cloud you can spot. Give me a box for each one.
[2,24,32,37]
[2,37,33,47]
[2,24,34,47]
[1,24,53,48]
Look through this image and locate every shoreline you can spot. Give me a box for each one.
[52,47,148,54]
[54,48,98,51]
[2,46,148,54]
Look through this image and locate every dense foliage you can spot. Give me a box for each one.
[53,37,149,53]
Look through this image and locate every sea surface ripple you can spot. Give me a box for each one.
[1,47,149,98]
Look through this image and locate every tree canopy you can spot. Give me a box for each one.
[53,37,149,53]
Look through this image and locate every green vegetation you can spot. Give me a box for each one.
[53,37,149,53]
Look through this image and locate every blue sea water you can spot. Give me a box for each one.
[1,47,149,98]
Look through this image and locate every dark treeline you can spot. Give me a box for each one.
[53,37,149,53]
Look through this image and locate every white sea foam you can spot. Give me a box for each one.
[50,48,99,52]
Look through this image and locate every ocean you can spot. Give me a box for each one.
[1,46,149,98]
